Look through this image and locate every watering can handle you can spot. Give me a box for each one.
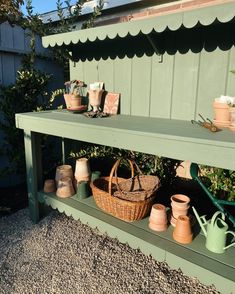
[224,231,235,250]
[211,211,225,226]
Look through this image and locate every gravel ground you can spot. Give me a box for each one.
[0,209,220,294]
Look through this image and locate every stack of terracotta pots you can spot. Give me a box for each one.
[149,204,168,232]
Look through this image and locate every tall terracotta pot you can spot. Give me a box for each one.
[88,89,104,112]
[213,101,230,123]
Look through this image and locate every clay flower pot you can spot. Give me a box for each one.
[43,179,56,193]
[213,101,230,126]
[149,203,168,232]
[88,89,104,112]
[64,94,72,109]
[56,177,75,198]
[173,215,193,244]
[170,194,190,226]
[70,95,82,109]
[229,107,235,126]
[75,158,91,183]
[55,165,73,186]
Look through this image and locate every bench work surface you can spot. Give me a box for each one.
[16,110,235,170]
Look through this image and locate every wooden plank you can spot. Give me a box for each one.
[83,60,99,87]
[114,57,132,115]
[150,54,174,118]
[171,51,200,120]
[0,22,13,48]
[97,58,114,91]
[69,60,84,81]
[13,25,25,51]
[2,54,15,85]
[24,131,43,223]
[131,55,151,117]
[196,48,229,119]
[15,111,235,170]
[226,47,235,96]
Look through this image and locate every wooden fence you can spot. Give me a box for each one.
[0,22,64,187]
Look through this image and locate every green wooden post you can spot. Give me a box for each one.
[24,130,43,223]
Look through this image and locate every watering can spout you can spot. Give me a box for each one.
[192,206,207,237]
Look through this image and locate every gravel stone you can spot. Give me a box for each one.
[0,209,221,294]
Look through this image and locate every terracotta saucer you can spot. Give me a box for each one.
[67,105,87,113]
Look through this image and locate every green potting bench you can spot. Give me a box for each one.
[16,110,235,293]
[16,1,235,293]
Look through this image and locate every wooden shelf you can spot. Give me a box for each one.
[16,110,235,170]
[38,191,235,293]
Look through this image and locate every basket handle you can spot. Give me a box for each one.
[108,159,135,195]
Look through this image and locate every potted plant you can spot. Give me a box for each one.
[64,80,86,109]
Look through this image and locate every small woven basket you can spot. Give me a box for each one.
[90,159,160,222]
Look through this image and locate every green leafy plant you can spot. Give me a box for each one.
[0,69,51,176]
[200,166,235,202]
[70,143,179,185]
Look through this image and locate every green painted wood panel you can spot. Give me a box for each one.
[171,51,200,120]
[131,56,151,117]
[97,58,114,91]
[72,48,233,122]
[69,60,84,81]
[82,60,99,86]
[150,54,174,118]
[114,57,132,115]
[196,49,229,119]
[226,48,235,96]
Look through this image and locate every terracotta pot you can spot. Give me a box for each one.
[75,158,91,183]
[170,194,190,226]
[64,94,72,109]
[213,101,230,122]
[173,215,193,244]
[70,95,82,108]
[88,89,104,112]
[56,176,75,198]
[149,203,168,232]
[43,179,56,193]
[55,165,73,186]
[229,107,235,126]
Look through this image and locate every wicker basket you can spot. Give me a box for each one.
[90,159,160,222]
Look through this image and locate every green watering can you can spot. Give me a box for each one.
[190,163,235,227]
[192,207,235,254]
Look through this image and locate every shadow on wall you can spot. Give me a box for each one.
[71,21,235,61]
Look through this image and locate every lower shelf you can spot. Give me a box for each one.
[38,191,235,294]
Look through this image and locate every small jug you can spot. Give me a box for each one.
[193,207,235,254]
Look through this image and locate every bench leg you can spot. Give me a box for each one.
[24,130,43,223]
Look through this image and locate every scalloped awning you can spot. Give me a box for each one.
[42,1,235,48]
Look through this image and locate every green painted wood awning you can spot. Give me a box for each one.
[42,1,235,48]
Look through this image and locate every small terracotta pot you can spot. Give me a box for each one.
[43,179,56,193]
[88,89,104,112]
[171,194,190,209]
[56,176,75,198]
[70,95,82,108]
[55,165,73,186]
[173,215,193,244]
[171,194,190,226]
[213,101,230,122]
[149,203,168,232]
[75,158,91,183]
